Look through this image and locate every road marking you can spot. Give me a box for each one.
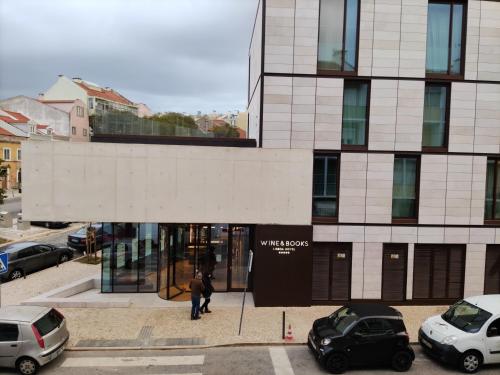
[60,355,205,367]
[269,347,295,375]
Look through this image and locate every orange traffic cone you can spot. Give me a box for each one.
[285,323,294,341]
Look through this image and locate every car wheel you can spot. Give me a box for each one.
[60,254,69,263]
[16,357,39,375]
[325,352,349,374]
[9,269,23,280]
[460,351,482,373]
[391,351,413,372]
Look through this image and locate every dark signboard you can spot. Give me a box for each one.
[253,225,313,307]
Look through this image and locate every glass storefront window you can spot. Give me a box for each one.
[138,223,158,292]
[101,223,113,293]
[230,226,250,290]
[210,224,228,291]
[113,223,139,292]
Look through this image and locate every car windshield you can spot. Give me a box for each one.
[441,300,492,333]
[328,307,359,334]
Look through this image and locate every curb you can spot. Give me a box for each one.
[65,341,420,352]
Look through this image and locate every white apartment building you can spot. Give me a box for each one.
[22,0,500,306]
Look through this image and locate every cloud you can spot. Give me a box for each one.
[0,0,257,113]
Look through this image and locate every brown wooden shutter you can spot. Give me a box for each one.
[330,245,351,301]
[447,245,465,299]
[413,246,432,299]
[312,243,330,300]
[485,245,500,294]
[382,244,407,301]
[432,247,448,299]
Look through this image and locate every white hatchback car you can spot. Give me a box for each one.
[419,294,500,373]
[0,305,69,375]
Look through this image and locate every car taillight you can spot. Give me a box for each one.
[31,324,45,349]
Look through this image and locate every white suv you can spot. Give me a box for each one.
[419,294,500,373]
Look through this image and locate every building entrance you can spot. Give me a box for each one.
[157,224,251,300]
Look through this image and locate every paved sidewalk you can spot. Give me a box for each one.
[0,222,85,243]
[1,258,447,349]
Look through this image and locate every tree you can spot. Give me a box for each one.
[212,124,240,138]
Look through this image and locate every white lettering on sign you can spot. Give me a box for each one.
[390,254,400,259]
[337,253,346,259]
[259,240,309,256]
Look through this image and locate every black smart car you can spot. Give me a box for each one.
[308,304,415,373]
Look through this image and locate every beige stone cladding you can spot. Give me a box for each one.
[418,155,447,224]
[249,0,263,96]
[338,153,368,223]
[474,83,500,154]
[262,76,293,148]
[465,0,481,80]
[291,77,316,148]
[471,156,487,225]
[445,155,473,225]
[394,80,424,151]
[358,0,375,76]
[464,244,486,297]
[293,0,319,74]
[478,1,500,81]
[368,80,398,151]
[398,0,427,78]
[365,154,394,223]
[265,0,296,74]
[449,82,477,153]
[314,78,343,149]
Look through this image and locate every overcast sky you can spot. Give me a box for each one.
[0,0,257,114]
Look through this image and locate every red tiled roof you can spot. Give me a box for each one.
[75,82,134,106]
[37,124,49,129]
[0,110,30,123]
[40,100,76,104]
[0,127,15,136]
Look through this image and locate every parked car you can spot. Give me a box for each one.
[30,221,70,229]
[0,242,74,281]
[0,305,69,375]
[67,223,104,252]
[419,294,500,373]
[308,304,414,373]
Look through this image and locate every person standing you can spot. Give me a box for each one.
[200,272,214,314]
[189,272,205,320]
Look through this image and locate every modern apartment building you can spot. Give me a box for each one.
[23,0,500,307]
[247,0,500,303]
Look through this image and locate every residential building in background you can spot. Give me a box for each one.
[0,113,28,189]
[136,103,154,118]
[0,96,89,141]
[22,0,500,307]
[43,75,139,116]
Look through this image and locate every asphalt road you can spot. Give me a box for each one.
[1,345,499,375]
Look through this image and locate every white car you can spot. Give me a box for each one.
[419,294,500,373]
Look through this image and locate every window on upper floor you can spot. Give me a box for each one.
[318,0,360,73]
[3,148,11,161]
[312,154,339,222]
[83,129,88,136]
[76,106,84,117]
[426,0,465,77]
[342,80,370,148]
[392,156,419,222]
[485,159,500,221]
[17,149,21,161]
[88,98,94,109]
[72,126,76,135]
[422,83,450,150]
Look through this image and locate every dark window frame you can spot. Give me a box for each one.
[341,80,371,150]
[425,0,468,80]
[312,152,341,224]
[317,0,361,76]
[485,158,500,224]
[422,82,451,152]
[392,155,420,224]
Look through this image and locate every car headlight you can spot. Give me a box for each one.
[441,335,457,345]
[321,338,332,346]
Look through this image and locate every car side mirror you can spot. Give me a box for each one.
[487,327,498,337]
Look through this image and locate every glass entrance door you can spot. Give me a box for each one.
[229,226,251,290]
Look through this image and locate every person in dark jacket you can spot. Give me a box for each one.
[189,272,205,320]
[200,272,214,314]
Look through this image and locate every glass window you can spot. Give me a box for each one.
[88,98,94,109]
[34,309,63,336]
[392,157,418,219]
[422,84,449,148]
[442,300,492,333]
[3,148,11,161]
[313,155,338,218]
[318,0,359,72]
[71,126,76,135]
[342,81,369,146]
[112,223,139,292]
[485,159,500,220]
[0,323,18,341]
[138,223,158,292]
[17,149,21,160]
[210,224,228,291]
[101,223,112,292]
[426,1,465,75]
